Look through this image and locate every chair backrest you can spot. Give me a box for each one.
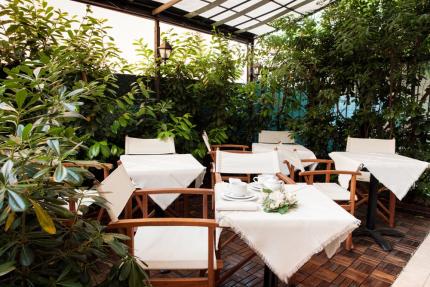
[97,165,135,222]
[346,137,395,154]
[215,150,281,174]
[125,136,175,155]
[202,131,212,152]
[258,130,294,144]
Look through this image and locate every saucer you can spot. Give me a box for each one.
[222,193,258,202]
[224,191,255,200]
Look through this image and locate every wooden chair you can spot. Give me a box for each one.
[202,131,250,186]
[299,169,360,250]
[258,130,294,144]
[346,137,397,227]
[98,165,221,287]
[125,135,176,154]
[213,150,294,285]
[63,160,113,218]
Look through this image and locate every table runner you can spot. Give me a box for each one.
[252,143,317,174]
[329,152,429,200]
[215,183,360,283]
[120,154,206,210]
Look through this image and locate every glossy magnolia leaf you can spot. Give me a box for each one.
[1,160,13,178]
[7,190,28,212]
[54,164,67,182]
[15,89,27,109]
[47,139,60,155]
[0,102,16,112]
[32,167,51,179]
[21,123,32,141]
[32,201,56,234]
[57,281,83,287]
[4,211,15,231]
[64,168,82,185]
[20,245,34,266]
[0,261,15,277]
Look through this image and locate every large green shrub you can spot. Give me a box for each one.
[258,0,430,198]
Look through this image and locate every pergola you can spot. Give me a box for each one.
[71,0,333,88]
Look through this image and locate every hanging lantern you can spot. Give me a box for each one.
[158,39,173,63]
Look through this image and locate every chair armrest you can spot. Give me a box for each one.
[300,159,334,164]
[299,170,361,176]
[276,172,296,184]
[214,172,223,183]
[211,144,249,151]
[63,161,113,170]
[107,218,218,229]
[134,188,214,196]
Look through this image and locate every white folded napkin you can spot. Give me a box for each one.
[215,182,260,211]
[228,178,242,184]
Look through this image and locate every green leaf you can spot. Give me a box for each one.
[21,123,32,140]
[47,139,60,155]
[32,167,51,179]
[32,200,56,234]
[8,190,28,212]
[20,245,34,266]
[15,89,27,109]
[0,261,15,277]
[4,211,15,231]
[54,164,68,182]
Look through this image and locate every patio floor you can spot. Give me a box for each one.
[218,206,430,287]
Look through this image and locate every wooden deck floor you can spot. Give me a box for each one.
[218,206,430,287]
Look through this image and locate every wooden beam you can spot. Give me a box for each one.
[152,0,182,15]
[185,0,228,18]
[235,0,316,33]
[214,0,272,27]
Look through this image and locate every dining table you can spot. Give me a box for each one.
[215,182,360,287]
[120,154,206,210]
[329,151,429,251]
[252,143,317,175]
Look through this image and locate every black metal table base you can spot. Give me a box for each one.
[354,173,404,251]
[353,227,404,251]
[263,265,278,287]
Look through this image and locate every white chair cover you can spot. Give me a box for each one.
[202,131,211,152]
[125,136,175,155]
[215,150,281,174]
[97,165,135,221]
[346,137,395,154]
[258,130,294,144]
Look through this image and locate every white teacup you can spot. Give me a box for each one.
[229,182,248,197]
[253,174,277,184]
[263,179,284,192]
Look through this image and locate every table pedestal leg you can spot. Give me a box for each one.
[263,265,278,287]
[354,174,403,251]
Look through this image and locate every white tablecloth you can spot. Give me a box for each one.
[252,143,317,174]
[120,154,206,210]
[215,183,360,283]
[329,152,429,200]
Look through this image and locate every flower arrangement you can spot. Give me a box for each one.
[262,188,298,214]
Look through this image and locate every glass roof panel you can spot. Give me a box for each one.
[293,0,330,14]
[200,6,226,18]
[235,19,259,30]
[257,7,288,21]
[174,0,208,11]
[210,10,236,21]
[246,2,282,18]
[233,0,262,11]
[247,24,276,35]
[222,0,249,9]
[224,15,252,27]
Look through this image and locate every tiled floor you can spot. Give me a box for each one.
[218,207,430,287]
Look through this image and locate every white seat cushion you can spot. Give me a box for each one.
[314,183,357,201]
[134,226,220,270]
